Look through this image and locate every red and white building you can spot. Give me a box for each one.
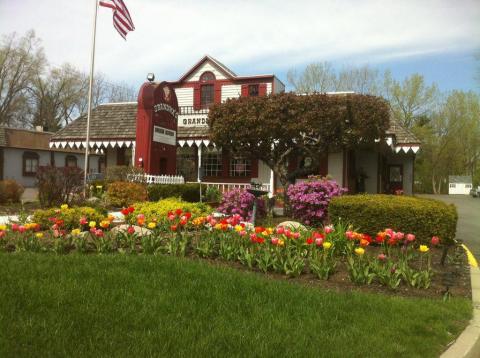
[50,55,420,195]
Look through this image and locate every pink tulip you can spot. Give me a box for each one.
[276,227,285,235]
[431,236,440,246]
[167,214,175,221]
[315,237,324,246]
[18,225,26,233]
[406,234,415,242]
[395,232,404,240]
[271,237,279,245]
[95,229,104,237]
[378,253,387,261]
[293,232,300,239]
[137,214,145,220]
[385,228,394,238]
[239,230,246,236]
[11,223,19,232]
[0,231,5,238]
[79,217,88,225]
[127,226,135,235]
[345,230,354,240]
[324,225,334,234]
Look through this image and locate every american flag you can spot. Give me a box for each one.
[99,0,135,39]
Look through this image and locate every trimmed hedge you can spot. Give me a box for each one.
[329,194,457,245]
[147,184,206,203]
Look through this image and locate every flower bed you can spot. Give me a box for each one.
[0,203,470,297]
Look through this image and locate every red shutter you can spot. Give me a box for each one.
[193,85,201,110]
[259,83,267,96]
[241,84,248,97]
[214,84,222,104]
[319,153,328,176]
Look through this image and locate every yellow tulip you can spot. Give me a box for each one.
[60,204,68,210]
[147,222,157,229]
[0,224,6,231]
[89,221,96,228]
[35,232,44,239]
[71,229,81,236]
[234,225,243,232]
[419,245,429,253]
[323,242,332,250]
[278,239,285,246]
[355,247,365,255]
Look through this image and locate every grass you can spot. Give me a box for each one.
[0,253,472,357]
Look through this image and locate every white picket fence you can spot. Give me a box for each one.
[189,181,271,194]
[127,174,185,185]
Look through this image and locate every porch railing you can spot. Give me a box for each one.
[127,174,185,185]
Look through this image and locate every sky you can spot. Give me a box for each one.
[0,0,479,93]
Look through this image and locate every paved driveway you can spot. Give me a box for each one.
[419,194,480,259]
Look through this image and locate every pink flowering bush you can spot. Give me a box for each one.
[217,188,266,221]
[287,178,347,226]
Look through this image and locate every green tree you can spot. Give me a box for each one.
[382,72,439,129]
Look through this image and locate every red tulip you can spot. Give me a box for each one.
[121,208,129,216]
[378,253,387,261]
[128,206,134,213]
[431,236,440,246]
[306,237,314,245]
[170,225,177,232]
[175,209,183,216]
[127,226,135,235]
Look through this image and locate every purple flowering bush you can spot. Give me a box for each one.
[287,178,347,226]
[217,188,266,221]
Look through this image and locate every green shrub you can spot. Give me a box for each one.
[147,183,206,202]
[133,198,211,222]
[0,180,24,203]
[329,194,457,245]
[107,181,148,207]
[33,206,106,230]
[105,166,144,182]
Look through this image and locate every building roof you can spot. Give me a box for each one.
[52,102,138,140]
[449,175,472,184]
[52,101,420,146]
[386,117,420,145]
[177,55,238,82]
[0,126,67,151]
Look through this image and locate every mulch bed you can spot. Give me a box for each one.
[195,244,472,300]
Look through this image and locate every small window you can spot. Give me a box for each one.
[23,151,39,176]
[229,156,251,177]
[200,71,215,82]
[65,155,77,168]
[449,183,456,188]
[465,184,472,189]
[248,84,259,97]
[201,84,214,107]
[202,147,222,177]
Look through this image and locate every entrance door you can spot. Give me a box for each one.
[159,158,168,174]
[387,165,403,194]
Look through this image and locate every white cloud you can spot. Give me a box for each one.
[0,0,478,87]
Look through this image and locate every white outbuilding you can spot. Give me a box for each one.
[448,175,473,195]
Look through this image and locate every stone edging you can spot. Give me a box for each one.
[441,266,480,358]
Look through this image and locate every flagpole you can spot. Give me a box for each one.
[84,0,99,196]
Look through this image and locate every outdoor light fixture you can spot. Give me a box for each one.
[147,73,155,82]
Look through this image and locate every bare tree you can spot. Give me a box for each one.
[0,30,46,126]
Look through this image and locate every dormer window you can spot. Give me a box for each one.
[200,71,215,82]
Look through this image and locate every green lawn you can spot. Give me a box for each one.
[0,253,471,357]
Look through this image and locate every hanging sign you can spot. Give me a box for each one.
[153,125,176,145]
